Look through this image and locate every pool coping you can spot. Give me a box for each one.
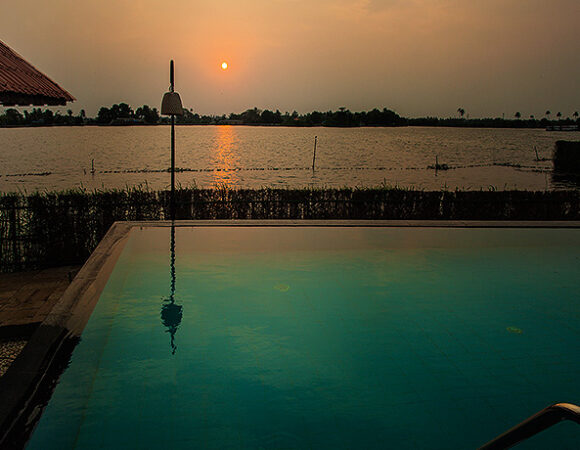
[1,219,580,446]
[126,219,580,228]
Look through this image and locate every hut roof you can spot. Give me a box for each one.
[0,39,75,106]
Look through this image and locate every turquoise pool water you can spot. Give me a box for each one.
[27,227,579,449]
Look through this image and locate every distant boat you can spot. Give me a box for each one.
[546,125,579,131]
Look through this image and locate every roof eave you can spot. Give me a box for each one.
[0,91,74,107]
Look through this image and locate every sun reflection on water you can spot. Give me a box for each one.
[212,126,240,188]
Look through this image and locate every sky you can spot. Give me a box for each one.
[1,0,579,118]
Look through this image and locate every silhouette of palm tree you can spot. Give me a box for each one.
[514,112,521,119]
[457,108,465,118]
[556,112,562,120]
[574,111,579,120]
[545,110,551,119]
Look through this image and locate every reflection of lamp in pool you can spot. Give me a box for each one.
[161,225,183,354]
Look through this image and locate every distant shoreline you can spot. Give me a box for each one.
[2,104,578,130]
[1,122,579,130]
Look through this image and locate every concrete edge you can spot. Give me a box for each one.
[123,219,580,228]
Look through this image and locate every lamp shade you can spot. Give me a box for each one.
[161,91,184,116]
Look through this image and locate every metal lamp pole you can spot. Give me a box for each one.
[161,60,184,221]
[170,61,175,220]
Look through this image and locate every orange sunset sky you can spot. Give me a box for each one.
[1,0,579,118]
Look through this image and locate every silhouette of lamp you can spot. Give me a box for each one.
[161,224,183,355]
[161,60,184,221]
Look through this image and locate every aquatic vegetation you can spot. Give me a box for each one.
[506,326,523,334]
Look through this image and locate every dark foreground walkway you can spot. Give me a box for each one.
[0,266,80,376]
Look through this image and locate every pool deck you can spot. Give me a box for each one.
[0,266,80,328]
[0,266,80,376]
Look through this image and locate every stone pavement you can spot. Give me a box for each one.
[0,265,80,376]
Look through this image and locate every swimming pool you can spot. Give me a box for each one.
[14,224,580,448]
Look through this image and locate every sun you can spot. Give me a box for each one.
[221,62,228,70]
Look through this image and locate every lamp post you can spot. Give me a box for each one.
[161,60,184,220]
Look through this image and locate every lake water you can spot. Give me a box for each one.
[0,126,575,192]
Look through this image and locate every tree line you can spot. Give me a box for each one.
[407,116,579,128]
[1,103,579,128]
[0,103,160,127]
[216,106,404,127]
[0,104,405,127]
[0,107,86,126]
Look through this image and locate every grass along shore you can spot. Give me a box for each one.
[1,186,579,272]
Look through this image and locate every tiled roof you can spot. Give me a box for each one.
[0,39,75,106]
